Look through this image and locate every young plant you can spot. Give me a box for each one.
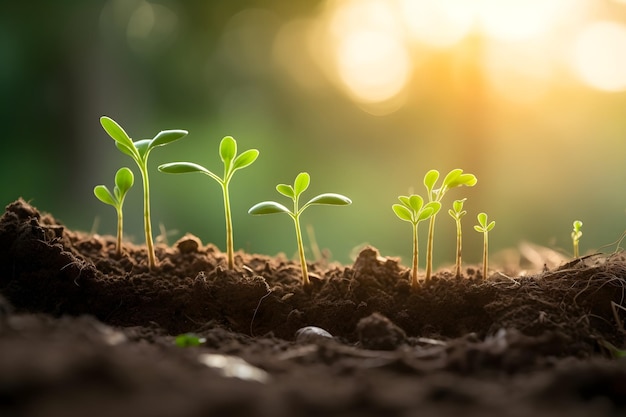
[248,172,351,286]
[100,116,188,270]
[424,169,477,280]
[93,167,134,256]
[572,220,583,258]
[158,136,259,270]
[448,198,467,279]
[474,212,495,280]
[392,195,441,287]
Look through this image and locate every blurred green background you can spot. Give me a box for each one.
[1,0,625,269]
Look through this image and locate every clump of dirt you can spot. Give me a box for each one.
[1,198,625,417]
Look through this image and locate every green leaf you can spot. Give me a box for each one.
[408,195,424,212]
[248,201,293,215]
[442,169,463,188]
[424,170,439,193]
[294,172,310,196]
[398,195,411,208]
[219,136,237,163]
[276,184,294,199]
[417,206,436,222]
[474,225,484,233]
[175,333,206,348]
[452,198,466,213]
[100,116,135,152]
[115,142,137,160]
[150,129,188,149]
[393,204,413,222]
[477,212,488,227]
[424,201,441,216]
[158,162,210,175]
[134,139,151,161]
[486,221,495,231]
[305,193,352,206]
[94,185,117,207]
[232,149,259,171]
[447,172,477,188]
[115,167,134,195]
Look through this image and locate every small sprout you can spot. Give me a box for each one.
[248,172,351,286]
[474,212,495,280]
[100,116,188,269]
[448,198,467,279]
[423,169,477,280]
[174,333,206,348]
[93,167,134,257]
[158,136,259,270]
[572,220,583,258]
[392,195,441,287]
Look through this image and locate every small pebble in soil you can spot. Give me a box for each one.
[356,312,407,350]
[295,326,334,344]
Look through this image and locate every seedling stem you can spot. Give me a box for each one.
[474,212,495,280]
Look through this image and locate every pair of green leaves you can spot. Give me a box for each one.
[392,195,441,225]
[94,167,134,209]
[424,169,477,202]
[100,116,188,168]
[474,212,495,233]
[157,136,258,184]
[448,198,467,221]
[248,172,352,217]
[572,220,583,241]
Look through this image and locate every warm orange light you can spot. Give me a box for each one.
[571,21,626,92]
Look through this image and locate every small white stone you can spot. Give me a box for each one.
[295,326,333,344]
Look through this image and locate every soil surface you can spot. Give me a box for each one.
[1,198,625,417]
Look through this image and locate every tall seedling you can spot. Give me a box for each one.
[158,136,259,269]
[423,169,477,280]
[448,198,467,279]
[100,116,188,269]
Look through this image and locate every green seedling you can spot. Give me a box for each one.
[100,116,188,270]
[158,136,259,270]
[572,220,583,258]
[474,212,495,280]
[248,172,351,286]
[174,333,206,348]
[424,169,477,280]
[392,195,441,287]
[93,167,134,256]
[448,198,467,279]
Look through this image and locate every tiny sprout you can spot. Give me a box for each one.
[158,136,259,270]
[572,220,583,258]
[448,198,467,279]
[392,195,441,287]
[474,212,495,280]
[94,167,134,256]
[248,172,351,286]
[423,169,477,280]
[174,333,206,348]
[100,116,188,269]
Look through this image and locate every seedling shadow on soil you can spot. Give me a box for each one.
[1,198,626,417]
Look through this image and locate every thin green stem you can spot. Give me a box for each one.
[482,231,489,280]
[293,214,309,286]
[411,222,419,287]
[222,184,234,269]
[573,240,579,258]
[141,167,156,270]
[116,207,123,257]
[425,214,436,280]
[454,219,462,279]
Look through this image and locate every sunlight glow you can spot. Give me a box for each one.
[571,21,626,92]
[398,0,474,47]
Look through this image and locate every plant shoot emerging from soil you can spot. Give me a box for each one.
[424,169,477,280]
[248,172,351,286]
[100,116,188,270]
[448,198,467,279]
[93,167,134,256]
[392,195,441,287]
[158,136,259,270]
[572,220,583,258]
[474,212,495,279]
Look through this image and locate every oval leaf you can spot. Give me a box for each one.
[248,201,292,215]
[134,139,151,161]
[232,149,259,171]
[477,212,488,227]
[408,195,424,213]
[486,221,495,231]
[276,184,294,199]
[294,172,310,196]
[150,129,188,149]
[392,204,413,222]
[417,206,435,222]
[474,225,484,233]
[448,173,477,188]
[115,141,138,160]
[115,167,134,195]
[398,195,411,207]
[424,201,441,216]
[94,185,117,207]
[158,162,210,175]
[100,116,135,152]
[219,136,237,163]
[305,193,352,206]
[423,170,439,192]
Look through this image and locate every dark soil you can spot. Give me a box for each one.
[1,198,625,417]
